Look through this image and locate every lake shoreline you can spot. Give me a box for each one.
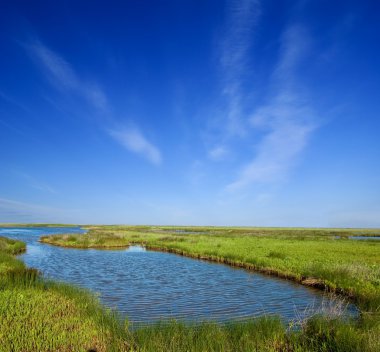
[39,238,348,303]
[40,226,380,310]
[2,226,379,351]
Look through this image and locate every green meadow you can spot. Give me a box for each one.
[1,226,379,351]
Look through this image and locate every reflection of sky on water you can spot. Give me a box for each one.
[3,227,359,324]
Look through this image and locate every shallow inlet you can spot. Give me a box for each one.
[349,236,380,240]
[1,227,358,324]
[335,235,380,240]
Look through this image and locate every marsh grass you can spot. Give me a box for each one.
[0,237,27,274]
[5,226,380,351]
[0,236,26,255]
[128,317,286,352]
[43,226,380,310]
[267,250,287,260]
[41,232,130,249]
[42,227,380,312]
[125,314,380,352]
[0,237,128,352]
[0,286,131,352]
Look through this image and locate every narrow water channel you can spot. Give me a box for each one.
[1,227,358,324]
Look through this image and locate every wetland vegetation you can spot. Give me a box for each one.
[42,226,380,311]
[1,225,379,351]
[0,236,127,351]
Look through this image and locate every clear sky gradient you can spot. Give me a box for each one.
[1,0,379,227]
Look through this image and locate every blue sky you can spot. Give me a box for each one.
[1,0,379,227]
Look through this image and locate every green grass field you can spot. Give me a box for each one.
[1,226,379,351]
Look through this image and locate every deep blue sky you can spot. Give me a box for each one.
[1,0,379,226]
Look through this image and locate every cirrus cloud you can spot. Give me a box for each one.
[226,24,318,191]
[108,127,162,165]
[26,40,108,113]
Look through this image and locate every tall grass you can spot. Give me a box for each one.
[0,237,128,352]
[0,236,26,255]
[0,237,27,275]
[4,226,380,351]
[128,317,286,352]
[124,314,380,352]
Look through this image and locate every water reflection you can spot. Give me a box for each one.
[1,227,358,324]
[126,245,146,252]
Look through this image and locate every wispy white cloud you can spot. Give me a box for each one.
[13,171,57,194]
[26,40,108,113]
[228,95,316,190]
[227,25,318,191]
[274,25,310,81]
[208,145,229,161]
[0,90,31,113]
[109,127,162,165]
[26,39,164,165]
[0,197,72,223]
[220,0,260,137]
[205,0,259,162]
[221,0,260,78]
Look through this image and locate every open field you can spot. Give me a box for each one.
[1,226,379,351]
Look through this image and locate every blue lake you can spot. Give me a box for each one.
[0,227,358,324]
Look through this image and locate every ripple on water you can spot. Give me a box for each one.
[4,227,359,324]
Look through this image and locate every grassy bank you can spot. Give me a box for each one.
[126,315,380,352]
[0,236,27,274]
[0,237,127,352]
[2,226,380,351]
[41,226,380,311]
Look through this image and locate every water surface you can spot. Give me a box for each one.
[1,227,358,324]
[349,236,380,240]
